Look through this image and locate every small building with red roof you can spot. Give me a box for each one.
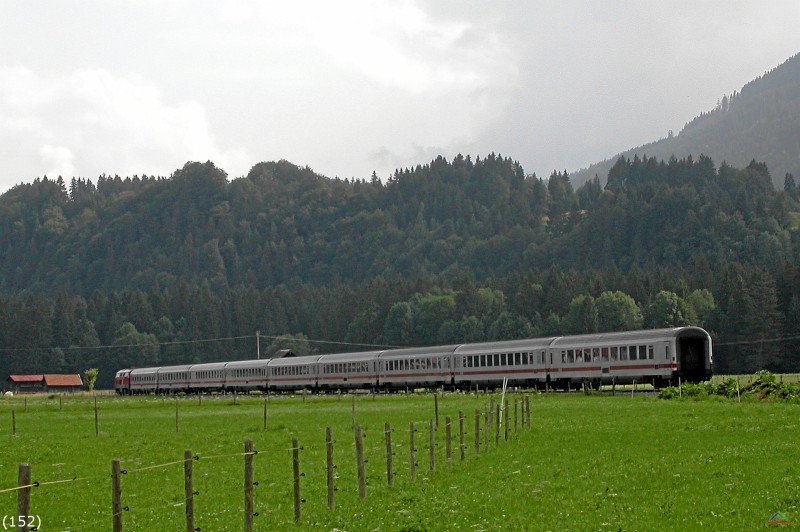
[7,374,84,394]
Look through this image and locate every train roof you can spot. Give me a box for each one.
[225,359,271,369]
[379,345,460,358]
[551,327,710,347]
[454,337,555,355]
[188,362,228,371]
[317,350,383,363]
[268,355,323,367]
[156,364,193,374]
[130,366,160,375]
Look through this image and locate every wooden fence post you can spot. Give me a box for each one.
[326,427,335,510]
[244,440,254,532]
[458,411,465,461]
[434,394,439,429]
[355,425,366,499]
[526,395,531,427]
[184,450,195,532]
[112,459,123,532]
[293,438,301,523]
[385,422,393,487]
[504,402,509,442]
[18,463,31,532]
[495,404,500,446]
[489,394,494,428]
[484,405,490,450]
[514,399,518,435]
[474,409,480,455]
[410,421,416,481]
[445,415,452,465]
[429,420,435,472]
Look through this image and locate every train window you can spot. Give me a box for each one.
[610,347,618,361]
[601,348,609,361]
[648,346,654,360]
[582,349,590,363]
[628,346,637,360]
[592,348,600,362]
[494,354,500,366]
[566,349,573,363]
[666,345,670,360]
[639,345,647,360]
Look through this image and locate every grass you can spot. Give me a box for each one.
[0,392,798,530]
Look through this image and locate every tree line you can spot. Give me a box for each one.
[1,153,799,387]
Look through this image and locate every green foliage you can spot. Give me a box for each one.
[643,291,696,329]
[83,368,99,392]
[659,372,800,402]
[595,290,642,331]
[563,294,598,334]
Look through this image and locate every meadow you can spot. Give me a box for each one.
[0,391,798,531]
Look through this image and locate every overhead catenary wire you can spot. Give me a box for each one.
[0,332,403,356]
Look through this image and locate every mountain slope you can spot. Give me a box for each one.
[572,53,800,188]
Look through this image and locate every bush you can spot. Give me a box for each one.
[716,378,739,399]
[658,386,679,400]
[657,372,799,403]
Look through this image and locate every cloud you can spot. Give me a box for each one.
[39,145,76,178]
[0,67,247,188]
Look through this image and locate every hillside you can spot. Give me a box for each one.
[1,154,800,385]
[572,53,800,189]
[0,155,794,296]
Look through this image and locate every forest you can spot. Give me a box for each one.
[1,153,799,388]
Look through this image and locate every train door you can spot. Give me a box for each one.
[545,349,552,387]
[677,336,709,382]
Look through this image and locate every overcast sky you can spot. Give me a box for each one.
[1,1,799,192]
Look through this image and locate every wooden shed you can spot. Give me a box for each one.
[7,374,84,394]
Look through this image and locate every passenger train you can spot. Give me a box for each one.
[114,327,712,394]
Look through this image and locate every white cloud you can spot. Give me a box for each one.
[0,67,247,188]
[39,145,76,178]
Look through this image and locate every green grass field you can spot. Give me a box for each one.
[0,392,798,530]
